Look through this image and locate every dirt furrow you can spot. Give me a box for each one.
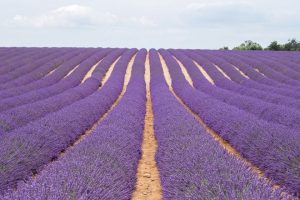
[82,59,103,82]
[131,53,162,200]
[191,60,215,84]
[64,63,80,78]
[231,64,250,79]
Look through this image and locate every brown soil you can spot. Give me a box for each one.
[46,67,58,77]
[231,64,250,79]
[254,68,266,76]
[82,59,103,83]
[213,63,232,80]
[173,56,193,86]
[64,64,80,78]
[131,53,162,200]
[192,60,215,84]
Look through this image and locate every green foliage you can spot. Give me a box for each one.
[225,38,300,51]
[266,41,282,51]
[283,38,300,51]
[233,40,263,50]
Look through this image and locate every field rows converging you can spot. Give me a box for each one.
[0,48,299,200]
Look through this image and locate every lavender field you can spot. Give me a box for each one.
[0,47,299,200]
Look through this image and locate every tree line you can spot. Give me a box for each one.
[220,39,300,51]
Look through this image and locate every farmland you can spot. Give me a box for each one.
[0,47,299,199]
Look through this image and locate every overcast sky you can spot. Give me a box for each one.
[0,0,299,49]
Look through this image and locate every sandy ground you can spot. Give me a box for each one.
[173,56,194,86]
[64,64,80,78]
[192,60,215,84]
[254,68,266,76]
[101,57,121,85]
[82,59,103,83]
[46,66,58,77]
[213,63,232,80]
[231,64,250,79]
[132,53,162,200]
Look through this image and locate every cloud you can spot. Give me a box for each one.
[13,5,97,28]
[13,4,154,28]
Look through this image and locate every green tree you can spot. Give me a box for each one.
[266,41,282,51]
[219,46,229,50]
[283,38,300,51]
[233,40,263,50]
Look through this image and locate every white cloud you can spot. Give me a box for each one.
[12,4,154,28]
[13,5,97,28]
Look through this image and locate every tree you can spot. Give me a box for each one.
[233,40,263,50]
[219,46,229,50]
[283,38,300,51]
[266,41,282,51]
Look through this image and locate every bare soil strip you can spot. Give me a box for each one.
[159,53,283,188]
[173,56,194,86]
[33,55,135,178]
[82,59,103,83]
[254,68,266,76]
[64,64,80,78]
[213,63,232,80]
[46,66,59,77]
[132,53,162,200]
[192,60,215,85]
[231,64,250,79]
[101,57,121,85]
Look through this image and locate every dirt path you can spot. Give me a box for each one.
[254,68,266,76]
[173,56,193,86]
[82,59,103,82]
[231,64,250,79]
[131,53,162,200]
[64,63,80,78]
[192,60,215,84]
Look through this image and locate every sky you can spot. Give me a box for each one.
[0,0,299,49]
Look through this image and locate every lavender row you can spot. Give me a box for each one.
[159,49,300,196]
[170,50,300,130]
[0,49,40,74]
[0,48,137,194]
[240,51,300,73]
[149,49,289,200]
[0,48,99,99]
[220,51,300,87]
[0,48,53,74]
[201,50,300,99]
[233,51,300,78]
[0,49,68,84]
[1,49,147,200]
[0,49,81,90]
[0,49,123,134]
[202,50,285,88]
[0,49,111,112]
[173,50,300,111]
